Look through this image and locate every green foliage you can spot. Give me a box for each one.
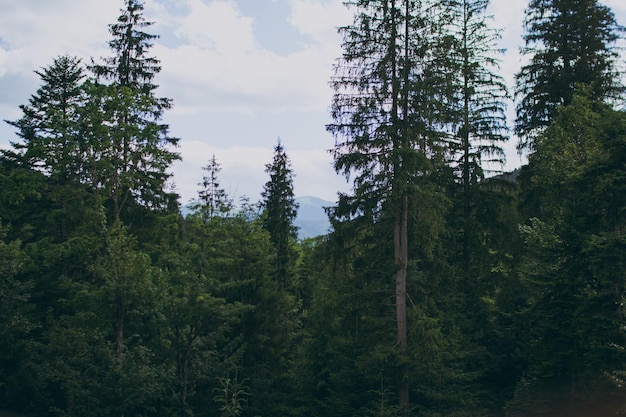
[514,0,625,148]
[509,93,626,415]
[91,0,162,91]
[4,55,85,182]
[0,222,33,411]
[446,0,509,179]
[296,229,397,417]
[4,0,626,416]
[89,0,180,219]
[327,2,462,413]
[261,140,299,283]
[213,367,251,417]
[77,80,180,220]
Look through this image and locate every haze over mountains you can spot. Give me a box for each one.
[294,196,332,239]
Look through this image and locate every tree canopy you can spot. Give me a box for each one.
[1,0,626,416]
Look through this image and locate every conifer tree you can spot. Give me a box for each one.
[260,140,299,283]
[4,55,85,182]
[328,0,454,414]
[91,0,161,91]
[433,1,511,410]
[89,0,180,219]
[510,94,626,415]
[514,0,624,149]
[444,0,509,278]
[255,140,301,416]
[193,154,233,221]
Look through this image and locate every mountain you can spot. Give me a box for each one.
[295,196,333,239]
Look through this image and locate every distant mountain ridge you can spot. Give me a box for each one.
[294,196,333,239]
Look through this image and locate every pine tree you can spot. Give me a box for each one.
[509,93,626,415]
[438,0,511,411]
[4,55,86,182]
[436,0,510,302]
[514,0,624,149]
[260,140,299,283]
[327,1,454,414]
[91,0,161,91]
[254,140,301,416]
[89,0,180,219]
[193,154,233,221]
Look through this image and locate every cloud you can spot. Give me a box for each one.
[173,0,256,52]
[152,0,345,115]
[603,0,626,15]
[290,147,350,199]
[0,0,344,116]
[0,0,118,77]
[288,0,352,45]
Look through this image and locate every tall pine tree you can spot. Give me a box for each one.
[255,140,301,416]
[89,0,180,220]
[327,0,454,413]
[444,0,509,285]
[260,140,299,284]
[440,0,511,411]
[514,0,624,149]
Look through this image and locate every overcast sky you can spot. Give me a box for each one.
[1,0,625,205]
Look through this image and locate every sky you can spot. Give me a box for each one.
[0,0,625,205]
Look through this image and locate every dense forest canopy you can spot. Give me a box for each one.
[1,0,625,416]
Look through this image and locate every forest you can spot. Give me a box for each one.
[1,0,625,416]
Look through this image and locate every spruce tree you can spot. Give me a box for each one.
[328,0,454,414]
[255,140,301,416]
[510,95,626,415]
[440,0,510,411]
[193,154,233,221]
[447,0,508,271]
[4,55,86,182]
[260,140,299,283]
[91,0,161,91]
[514,0,624,149]
[89,0,180,219]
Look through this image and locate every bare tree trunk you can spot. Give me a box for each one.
[116,306,125,417]
[116,312,125,361]
[395,194,409,417]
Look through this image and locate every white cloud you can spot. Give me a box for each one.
[173,0,256,52]
[603,0,626,15]
[0,48,8,78]
[0,0,118,76]
[290,147,349,199]
[155,0,344,115]
[288,0,352,46]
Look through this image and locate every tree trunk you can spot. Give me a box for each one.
[395,194,409,417]
[462,7,471,277]
[116,306,125,417]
